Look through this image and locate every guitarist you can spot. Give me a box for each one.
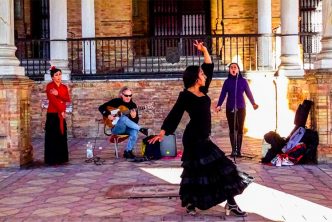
[99,86,149,160]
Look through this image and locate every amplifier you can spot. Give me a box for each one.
[160,134,177,157]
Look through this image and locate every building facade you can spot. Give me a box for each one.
[1,0,332,167]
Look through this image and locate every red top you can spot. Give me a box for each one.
[46,81,70,134]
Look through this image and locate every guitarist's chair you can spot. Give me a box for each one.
[104,122,129,158]
[109,134,129,158]
[96,118,129,158]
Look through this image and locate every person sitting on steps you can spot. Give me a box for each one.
[99,86,149,160]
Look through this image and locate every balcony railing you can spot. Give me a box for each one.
[15,33,321,80]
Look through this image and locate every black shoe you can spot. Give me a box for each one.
[139,128,149,136]
[128,151,136,159]
[123,151,129,158]
[186,204,196,216]
[225,203,247,217]
[123,150,136,159]
[230,151,237,157]
[236,152,242,157]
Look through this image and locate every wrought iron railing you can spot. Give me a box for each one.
[299,32,322,69]
[15,33,321,80]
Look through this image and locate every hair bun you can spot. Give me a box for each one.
[49,66,62,77]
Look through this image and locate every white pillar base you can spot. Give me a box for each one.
[0,66,25,76]
[314,58,332,69]
[0,45,25,76]
[278,53,303,77]
[45,59,71,81]
[246,70,277,78]
[277,69,304,77]
[314,37,332,69]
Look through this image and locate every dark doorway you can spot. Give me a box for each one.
[30,0,50,59]
[149,0,211,56]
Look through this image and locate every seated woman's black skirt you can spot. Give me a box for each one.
[179,139,249,210]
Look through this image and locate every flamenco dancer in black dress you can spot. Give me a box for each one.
[148,40,252,217]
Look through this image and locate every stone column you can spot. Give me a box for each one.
[0,0,24,76]
[47,0,70,81]
[82,0,96,74]
[279,0,304,76]
[315,0,332,69]
[257,0,273,70]
[0,0,33,168]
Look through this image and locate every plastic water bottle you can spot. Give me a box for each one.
[86,141,93,159]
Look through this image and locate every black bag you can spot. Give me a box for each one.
[286,143,306,164]
[282,127,306,153]
[264,131,287,151]
[294,100,313,127]
[299,129,319,164]
[262,131,287,163]
[142,135,161,160]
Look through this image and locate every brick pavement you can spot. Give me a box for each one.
[0,136,331,222]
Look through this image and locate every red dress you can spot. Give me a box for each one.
[44,81,70,165]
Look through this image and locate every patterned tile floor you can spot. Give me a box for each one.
[0,136,331,222]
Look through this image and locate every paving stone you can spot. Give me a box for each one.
[0,137,330,221]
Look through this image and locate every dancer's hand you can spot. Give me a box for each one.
[215,106,221,113]
[193,40,206,52]
[253,104,259,110]
[193,40,211,64]
[148,130,165,144]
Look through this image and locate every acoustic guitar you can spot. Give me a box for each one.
[103,104,154,134]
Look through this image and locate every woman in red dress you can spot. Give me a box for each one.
[44,66,70,165]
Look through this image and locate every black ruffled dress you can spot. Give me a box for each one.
[161,63,248,210]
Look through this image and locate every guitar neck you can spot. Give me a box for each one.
[120,106,145,116]
[136,105,146,111]
[107,104,150,116]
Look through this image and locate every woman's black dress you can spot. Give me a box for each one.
[44,113,69,165]
[161,63,248,210]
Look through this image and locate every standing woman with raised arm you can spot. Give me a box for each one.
[44,66,70,165]
[149,40,251,217]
